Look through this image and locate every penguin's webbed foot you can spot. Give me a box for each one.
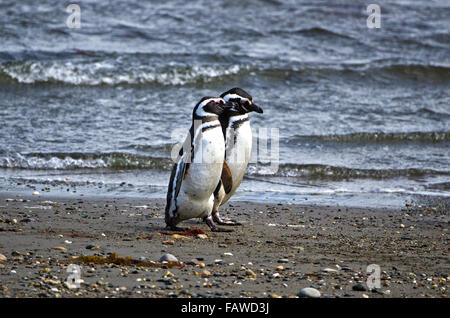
[212,211,241,226]
[165,219,188,232]
[204,216,233,232]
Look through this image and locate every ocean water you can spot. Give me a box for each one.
[0,0,449,208]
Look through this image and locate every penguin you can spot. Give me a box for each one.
[165,96,234,232]
[211,88,263,226]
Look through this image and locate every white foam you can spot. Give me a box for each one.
[1,61,246,86]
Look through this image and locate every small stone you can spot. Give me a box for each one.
[298,287,321,298]
[323,268,338,273]
[162,240,175,245]
[51,246,67,251]
[159,253,178,263]
[32,191,40,196]
[352,283,367,291]
[246,269,257,277]
[85,244,99,250]
[202,270,211,277]
[0,254,7,262]
[196,234,208,239]
[278,259,289,263]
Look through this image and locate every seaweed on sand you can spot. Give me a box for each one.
[65,252,184,268]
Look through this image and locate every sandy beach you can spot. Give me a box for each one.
[0,193,448,298]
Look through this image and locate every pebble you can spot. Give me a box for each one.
[352,283,367,291]
[51,246,67,251]
[85,244,99,250]
[322,268,338,273]
[246,269,257,277]
[298,287,321,298]
[159,253,178,263]
[0,254,7,262]
[32,191,40,196]
[278,259,289,263]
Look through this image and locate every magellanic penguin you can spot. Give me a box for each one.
[165,97,235,232]
[211,88,263,226]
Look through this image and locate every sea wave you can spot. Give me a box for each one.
[0,59,249,86]
[247,163,450,180]
[0,53,448,86]
[0,152,172,170]
[287,131,450,144]
[2,153,449,182]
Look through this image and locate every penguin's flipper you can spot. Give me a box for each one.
[174,160,186,198]
[165,158,188,227]
[221,160,233,194]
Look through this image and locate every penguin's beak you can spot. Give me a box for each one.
[248,103,263,114]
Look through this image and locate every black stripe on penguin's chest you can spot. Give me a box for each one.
[220,116,249,143]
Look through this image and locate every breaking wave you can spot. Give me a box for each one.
[287,131,450,144]
[0,59,249,86]
[0,152,172,170]
[247,163,450,180]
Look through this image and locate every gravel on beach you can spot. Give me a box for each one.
[0,193,448,298]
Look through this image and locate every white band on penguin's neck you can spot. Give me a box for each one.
[222,94,249,104]
[195,107,215,117]
[195,98,222,117]
[229,113,248,122]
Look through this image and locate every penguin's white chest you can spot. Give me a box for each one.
[177,125,225,220]
[223,118,252,202]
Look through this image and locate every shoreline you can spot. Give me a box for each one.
[0,193,448,298]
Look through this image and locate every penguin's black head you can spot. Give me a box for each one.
[220,87,263,115]
[193,97,232,117]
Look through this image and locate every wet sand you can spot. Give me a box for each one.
[0,193,448,298]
